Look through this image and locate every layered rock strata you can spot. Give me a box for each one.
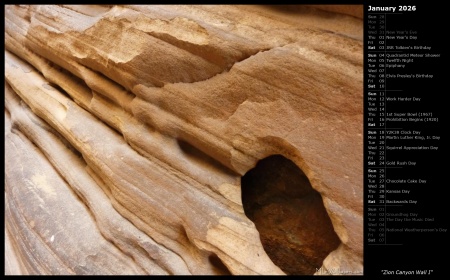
[4,5,363,275]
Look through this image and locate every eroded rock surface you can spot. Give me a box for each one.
[4,5,363,275]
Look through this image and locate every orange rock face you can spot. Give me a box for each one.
[4,5,363,275]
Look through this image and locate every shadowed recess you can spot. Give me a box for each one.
[241,155,341,275]
[177,139,238,177]
[208,254,231,275]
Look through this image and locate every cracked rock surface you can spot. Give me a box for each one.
[5,5,363,275]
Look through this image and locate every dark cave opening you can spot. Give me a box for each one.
[241,155,341,275]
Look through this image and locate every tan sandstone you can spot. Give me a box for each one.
[4,5,363,275]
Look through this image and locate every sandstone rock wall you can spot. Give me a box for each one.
[4,5,363,275]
